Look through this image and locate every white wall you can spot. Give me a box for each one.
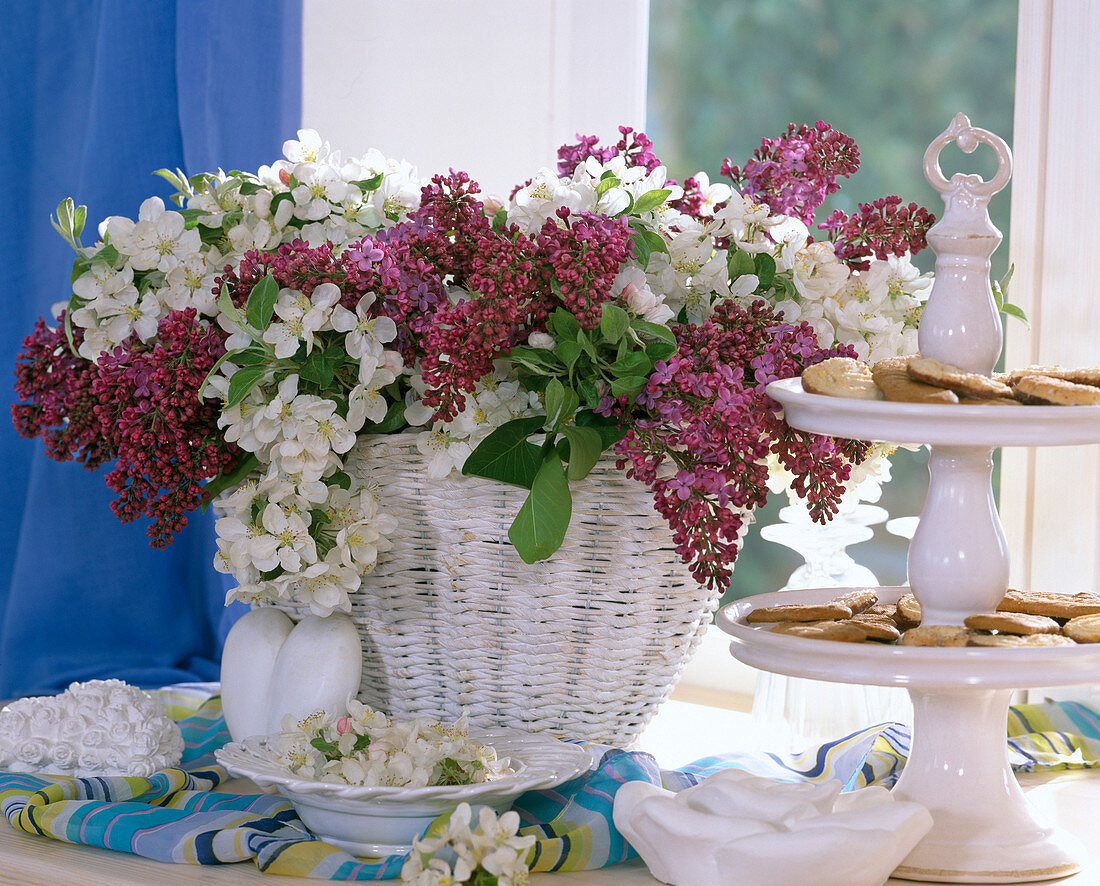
[301,0,649,198]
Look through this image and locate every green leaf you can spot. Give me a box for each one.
[350,173,384,192]
[631,229,652,268]
[728,249,755,279]
[643,229,669,256]
[632,319,677,347]
[298,345,346,389]
[329,471,352,490]
[245,274,280,331]
[544,379,580,429]
[508,455,572,563]
[51,197,85,252]
[217,283,245,327]
[599,304,629,344]
[645,340,677,360]
[754,252,777,289]
[153,167,190,194]
[310,736,340,761]
[610,351,654,377]
[610,375,648,399]
[70,256,90,285]
[92,244,121,267]
[201,454,260,508]
[576,378,599,407]
[554,339,583,369]
[633,188,672,213]
[1001,302,1030,325]
[238,180,264,196]
[561,425,603,480]
[493,208,509,230]
[574,409,627,449]
[548,308,580,340]
[507,345,561,374]
[229,344,269,367]
[576,329,598,360]
[462,416,546,489]
[225,366,266,408]
[270,191,295,214]
[72,204,87,241]
[596,175,621,197]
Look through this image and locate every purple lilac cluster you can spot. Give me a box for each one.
[12,318,109,468]
[556,125,662,177]
[722,121,861,225]
[612,300,864,589]
[93,309,240,545]
[13,309,240,547]
[819,196,936,270]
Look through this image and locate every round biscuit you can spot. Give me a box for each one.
[963,612,1061,635]
[907,356,1014,400]
[899,625,971,647]
[966,633,1076,648]
[1063,613,1100,643]
[770,620,868,642]
[802,357,882,400]
[1012,375,1100,406]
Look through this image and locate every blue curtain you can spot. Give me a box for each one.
[0,1,302,697]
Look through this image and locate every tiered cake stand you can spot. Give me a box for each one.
[718,115,1100,883]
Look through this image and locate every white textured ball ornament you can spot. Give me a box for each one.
[0,679,184,777]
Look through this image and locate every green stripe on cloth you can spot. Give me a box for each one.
[1,690,1098,879]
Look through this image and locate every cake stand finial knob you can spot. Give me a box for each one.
[918,114,1014,376]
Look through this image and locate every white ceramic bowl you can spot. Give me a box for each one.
[215,727,594,856]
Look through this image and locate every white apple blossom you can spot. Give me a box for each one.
[508,167,590,234]
[280,395,357,463]
[346,364,398,431]
[330,293,398,380]
[162,247,223,314]
[291,561,361,617]
[263,283,340,357]
[261,503,317,573]
[96,287,162,343]
[613,265,674,325]
[289,162,348,221]
[122,196,202,273]
[690,171,734,216]
[214,513,280,573]
[416,426,473,479]
[283,129,331,165]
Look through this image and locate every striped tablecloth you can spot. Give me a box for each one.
[1,686,1097,880]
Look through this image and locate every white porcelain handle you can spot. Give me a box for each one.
[922,112,1013,198]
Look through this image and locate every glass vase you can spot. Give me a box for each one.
[752,499,912,750]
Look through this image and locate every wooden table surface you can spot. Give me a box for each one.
[1,770,1097,885]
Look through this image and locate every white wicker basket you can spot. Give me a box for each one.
[271,434,719,747]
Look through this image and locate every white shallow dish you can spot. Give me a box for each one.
[766,377,1100,447]
[216,727,594,857]
[717,586,1100,690]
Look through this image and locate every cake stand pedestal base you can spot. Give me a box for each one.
[891,688,1082,883]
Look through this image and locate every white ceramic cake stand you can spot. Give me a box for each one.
[718,116,1100,883]
[720,391,1100,883]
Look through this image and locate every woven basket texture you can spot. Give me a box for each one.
[271,434,718,747]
